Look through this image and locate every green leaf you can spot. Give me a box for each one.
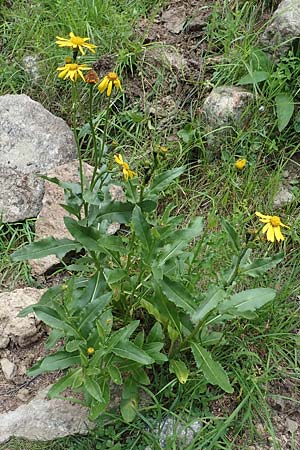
[64,217,100,252]
[190,343,233,393]
[65,340,84,352]
[32,305,80,337]
[78,292,112,336]
[276,92,294,132]
[120,398,137,423]
[107,321,140,349]
[219,288,276,313]
[11,238,82,261]
[221,218,241,253]
[168,217,204,244]
[146,167,185,196]
[158,295,182,337]
[238,70,269,85]
[47,369,82,398]
[240,253,283,277]
[108,365,122,385]
[160,276,196,315]
[28,351,81,376]
[96,201,133,223]
[132,206,152,254]
[132,367,150,385]
[147,322,164,343]
[192,286,226,323]
[104,268,127,285]
[170,360,189,384]
[112,341,154,365]
[84,377,104,402]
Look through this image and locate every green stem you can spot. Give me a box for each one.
[71,82,87,218]
[224,245,248,288]
[91,95,112,190]
[88,85,98,168]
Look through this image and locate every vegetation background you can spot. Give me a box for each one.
[0,0,300,448]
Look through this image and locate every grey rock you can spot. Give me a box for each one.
[29,161,94,276]
[0,386,94,443]
[185,13,207,32]
[0,358,17,381]
[146,416,203,449]
[261,0,300,57]
[0,288,45,348]
[273,184,295,208]
[286,418,298,433]
[146,47,187,72]
[0,166,44,222]
[0,94,77,222]
[161,6,186,34]
[202,86,254,151]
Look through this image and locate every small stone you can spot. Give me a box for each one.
[108,184,126,202]
[185,14,206,32]
[286,418,298,433]
[16,388,31,402]
[1,358,17,381]
[161,6,186,34]
[273,184,295,208]
[22,55,40,82]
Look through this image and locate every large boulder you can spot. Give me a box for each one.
[0,94,77,222]
[0,386,94,443]
[261,0,300,57]
[0,288,45,349]
[201,86,253,151]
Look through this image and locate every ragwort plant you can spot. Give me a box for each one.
[12,33,288,422]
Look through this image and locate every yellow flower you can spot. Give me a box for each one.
[114,153,137,181]
[56,32,97,55]
[235,159,247,170]
[160,146,168,153]
[57,63,91,82]
[255,211,289,243]
[87,347,95,355]
[98,72,122,96]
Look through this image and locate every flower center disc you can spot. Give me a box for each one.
[71,36,84,45]
[67,64,79,70]
[108,72,118,81]
[270,216,281,227]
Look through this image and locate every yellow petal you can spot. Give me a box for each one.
[274,226,284,242]
[70,32,75,38]
[262,223,270,234]
[78,45,85,55]
[98,77,109,93]
[78,69,86,82]
[266,225,275,242]
[123,168,129,181]
[114,79,121,89]
[114,154,124,165]
[255,211,271,220]
[107,81,113,96]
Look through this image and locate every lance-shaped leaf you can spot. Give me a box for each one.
[220,218,241,253]
[47,368,82,398]
[78,292,112,336]
[145,167,185,196]
[276,92,294,132]
[27,351,81,376]
[240,253,283,278]
[160,276,196,315]
[64,217,101,252]
[132,205,152,254]
[11,237,82,261]
[219,288,276,313]
[192,286,226,323]
[112,341,154,365]
[190,343,233,393]
[32,305,80,338]
[84,377,104,402]
[170,359,189,384]
[167,216,204,244]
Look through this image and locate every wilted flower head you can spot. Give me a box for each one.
[255,211,289,243]
[84,69,100,84]
[114,154,137,181]
[56,32,97,55]
[57,63,91,82]
[235,159,247,170]
[98,72,121,96]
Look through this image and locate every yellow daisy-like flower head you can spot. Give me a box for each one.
[87,347,95,355]
[255,211,289,243]
[98,72,122,97]
[57,63,91,82]
[235,159,247,170]
[56,32,97,55]
[114,153,137,181]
